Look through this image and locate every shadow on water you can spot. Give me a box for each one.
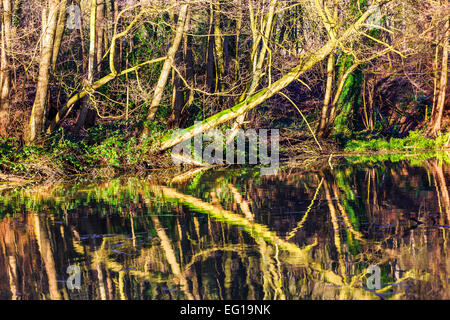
[0,155,449,300]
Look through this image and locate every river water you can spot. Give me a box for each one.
[0,157,449,299]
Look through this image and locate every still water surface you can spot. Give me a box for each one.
[1,158,449,300]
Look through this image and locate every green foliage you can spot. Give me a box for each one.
[0,122,170,177]
[0,137,50,173]
[344,151,450,167]
[345,130,450,153]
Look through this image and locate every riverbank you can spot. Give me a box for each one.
[1,126,449,187]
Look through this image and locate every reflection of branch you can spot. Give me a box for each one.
[149,184,382,298]
[331,184,366,242]
[171,167,211,184]
[151,216,195,300]
[323,179,348,286]
[89,238,171,284]
[151,185,309,261]
[227,182,284,299]
[286,178,324,241]
[184,246,249,272]
[228,184,254,221]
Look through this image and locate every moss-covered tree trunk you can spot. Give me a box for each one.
[332,54,363,135]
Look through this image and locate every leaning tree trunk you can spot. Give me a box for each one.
[27,0,60,144]
[226,0,278,144]
[51,0,66,71]
[141,3,189,140]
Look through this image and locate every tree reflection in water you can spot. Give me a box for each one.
[0,158,449,300]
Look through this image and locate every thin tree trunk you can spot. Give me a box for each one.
[206,6,215,93]
[96,0,105,73]
[429,14,449,136]
[169,8,191,128]
[234,1,242,82]
[213,0,225,92]
[0,0,12,137]
[317,0,339,138]
[206,34,215,93]
[227,0,278,144]
[141,4,188,139]
[51,0,67,71]
[317,53,335,138]
[75,0,97,133]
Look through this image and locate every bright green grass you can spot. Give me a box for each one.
[345,130,450,153]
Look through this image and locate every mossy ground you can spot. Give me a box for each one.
[344,130,450,153]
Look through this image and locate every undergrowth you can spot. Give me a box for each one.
[345,130,450,153]
[0,121,170,179]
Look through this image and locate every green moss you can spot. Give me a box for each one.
[345,130,450,153]
[334,55,364,134]
[344,151,450,167]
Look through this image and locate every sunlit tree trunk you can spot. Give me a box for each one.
[75,0,97,133]
[206,15,215,93]
[96,0,105,73]
[227,0,278,144]
[0,0,12,137]
[316,0,339,138]
[234,1,242,82]
[51,0,67,71]
[27,0,60,144]
[317,53,335,138]
[213,0,225,92]
[428,11,449,136]
[141,4,188,139]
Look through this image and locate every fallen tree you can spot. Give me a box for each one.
[158,2,388,152]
